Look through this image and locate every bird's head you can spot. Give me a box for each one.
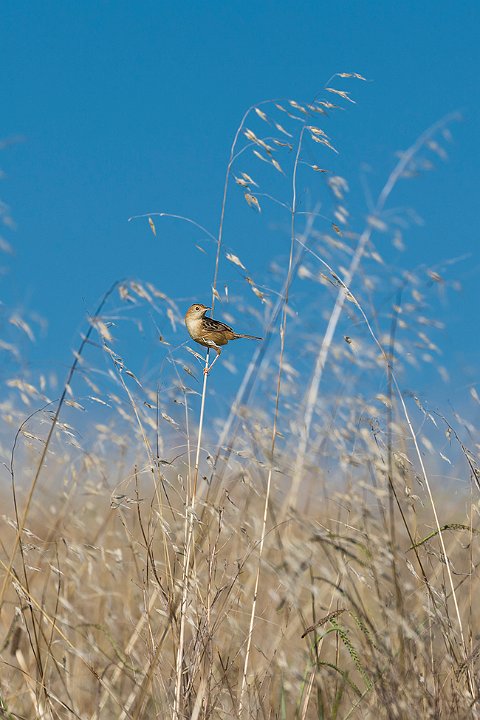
[185,303,210,320]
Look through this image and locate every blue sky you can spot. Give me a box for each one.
[1,1,479,403]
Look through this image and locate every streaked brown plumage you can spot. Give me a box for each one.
[184,303,262,373]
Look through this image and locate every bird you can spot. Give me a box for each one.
[184,303,262,373]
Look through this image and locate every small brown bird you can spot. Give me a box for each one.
[185,303,262,373]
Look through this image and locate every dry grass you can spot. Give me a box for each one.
[1,76,479,719]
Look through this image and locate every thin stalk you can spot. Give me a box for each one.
[173,100,263,719]
[206,211,316,503]
[0,280,120,611]
[287,111,460,512]
[238,120,308,717]
[173,369,208,719]
[292,239,474,699]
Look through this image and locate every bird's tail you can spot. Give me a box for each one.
[234,334,263,341]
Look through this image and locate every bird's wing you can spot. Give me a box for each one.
[203,317,234,333]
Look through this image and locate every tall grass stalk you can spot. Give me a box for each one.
[238,115,309,715]
[288,112,461,514]
[294,235,475,697]
[173,100,267,719]
[0,280,120,610]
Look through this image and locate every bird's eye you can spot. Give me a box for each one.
[195,305,200,311]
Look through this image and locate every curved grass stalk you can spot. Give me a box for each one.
[204,210,317,511]
[0,280,120,611]
[287,111,461,513]
[128,212,217,242]
[292,239,475,699]
[237,81,364,714]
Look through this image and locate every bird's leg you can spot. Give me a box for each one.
[203,342,221,374]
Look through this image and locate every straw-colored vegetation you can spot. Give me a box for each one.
[1,75,479,719]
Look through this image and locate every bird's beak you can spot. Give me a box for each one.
[204,306,211,310]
